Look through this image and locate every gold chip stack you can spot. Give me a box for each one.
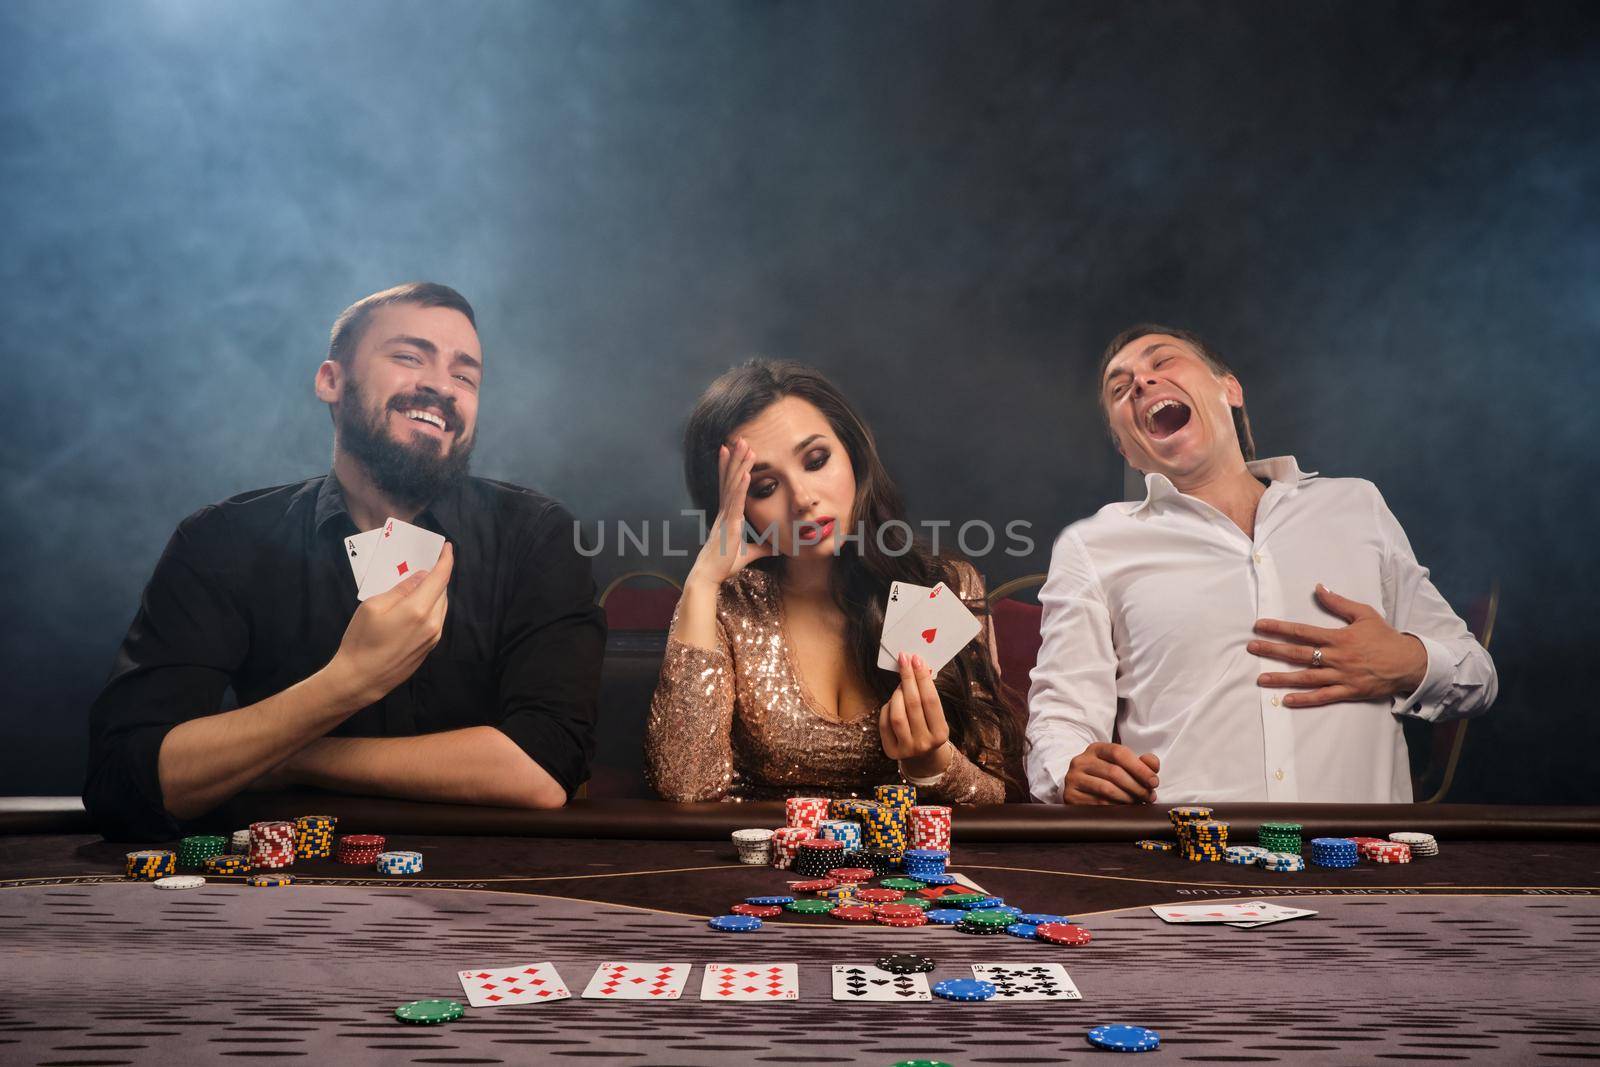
[125,849,177,880]
[294,814,337,859]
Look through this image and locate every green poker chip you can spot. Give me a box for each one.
[938,892,987,905]
[879,877,926,890]
[784,898,836,914]
[891,1060,955,1067]
[394,998,465,1025]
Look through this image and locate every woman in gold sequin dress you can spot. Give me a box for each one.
[645,360,1026,804]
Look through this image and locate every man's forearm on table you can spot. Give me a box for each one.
[283,726,568,809]
[158,667,363,820]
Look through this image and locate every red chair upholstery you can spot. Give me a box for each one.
[600,571,682,631]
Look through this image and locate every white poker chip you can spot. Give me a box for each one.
[1388,831,1435,845]
[153,875,207,890]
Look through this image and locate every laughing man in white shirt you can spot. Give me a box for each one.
[1025,325,1497,805]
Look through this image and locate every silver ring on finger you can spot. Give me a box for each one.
[1310,647,1324,668]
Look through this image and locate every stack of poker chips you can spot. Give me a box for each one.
[1179,819,1229,862]
[861,801,909,857]
[336,833,386,865]
[294,815,337,859]
[817,819,863,851]
[784,796,830,833]
[793,838,847,878]
[1308,837,1360,868]
[1359,839,1413,864]
[1167,805,1213,858]
[1257,820,1303,855]
[731,828,774,864]
[875,783,917,812]
[826,865,874,886]
[1389,831,1438,857]
[204,853,252,876]
[909,805,953,850]
[249,821,297,869]
[376,850,424,876]
[1224,845,1270,865]
[229,829,253,854]
[1258,851,1306,872]
[125,849,177,881]
[177,834,228,869]
[769,827,811,870]
[827,798,857,820]
[902,849,951,880]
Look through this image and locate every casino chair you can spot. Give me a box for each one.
[986,573,1047,797]
[587,571,684,800]
[1407,580,1499,804]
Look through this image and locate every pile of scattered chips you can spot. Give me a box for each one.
[249,821,296,869]
[176,834,228,869]
[336,833,386,865]
[1390,831,1438,857]
[1135,839,1174,852]
[294,814,336,859]
[1258,820,1304,854]
[1225,845,1270,865]
[1309,837,1360,868]
[125,850,177,880]
[377,850,424,876]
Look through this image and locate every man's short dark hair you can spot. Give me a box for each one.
[1097,323,1256,462]
[327,282,477,367]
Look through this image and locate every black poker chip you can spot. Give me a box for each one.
[877,953,936,974]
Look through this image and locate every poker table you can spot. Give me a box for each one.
[3,797,1599,1066]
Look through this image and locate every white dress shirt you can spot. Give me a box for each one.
[1025,456,1497,804]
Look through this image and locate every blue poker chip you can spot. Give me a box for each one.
[1004,922,1039,939]
[911,872,958,885]
[744,895,795,906]
[1086,1024,1160,1052]
[957,896,1005,910]
[925,909,967,925]
[708,914,763,932]
[1020,913,1071,926]
[903,849,949,861]
[932,977,997,1002]
[985,905,1024,918]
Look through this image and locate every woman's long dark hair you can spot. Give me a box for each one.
[684,359,1028,798]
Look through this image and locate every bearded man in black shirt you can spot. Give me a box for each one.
[85,282,605,839]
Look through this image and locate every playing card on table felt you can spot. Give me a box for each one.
[831,964,931,1002]
[457,961,570,1007]
[699,963,799,1001]
[582,961,691,1000]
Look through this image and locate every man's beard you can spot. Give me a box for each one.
[336,379,474,509]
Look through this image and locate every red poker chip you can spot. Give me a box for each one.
[857,888,905,903]
[1035,923,1092,946]
[827,868,874,882]
[831,904,876,922]
[731,903,783,918]
[789,879,837,892]
[798,838,846,851]
[871,903,924,920]
[877,911,928,927]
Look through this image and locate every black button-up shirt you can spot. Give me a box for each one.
[84,474,606,840]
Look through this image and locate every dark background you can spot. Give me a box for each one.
[3,1,1596,804]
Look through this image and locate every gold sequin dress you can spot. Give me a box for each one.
[645,565,1007,804]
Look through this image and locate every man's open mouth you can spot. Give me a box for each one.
[398,407,450,434]
[1144,398,1192,440]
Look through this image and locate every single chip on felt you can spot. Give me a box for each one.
[731,903,782,918]
[1036,922,1093,946]
[831,904,876,922]
[877,953,935,974]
